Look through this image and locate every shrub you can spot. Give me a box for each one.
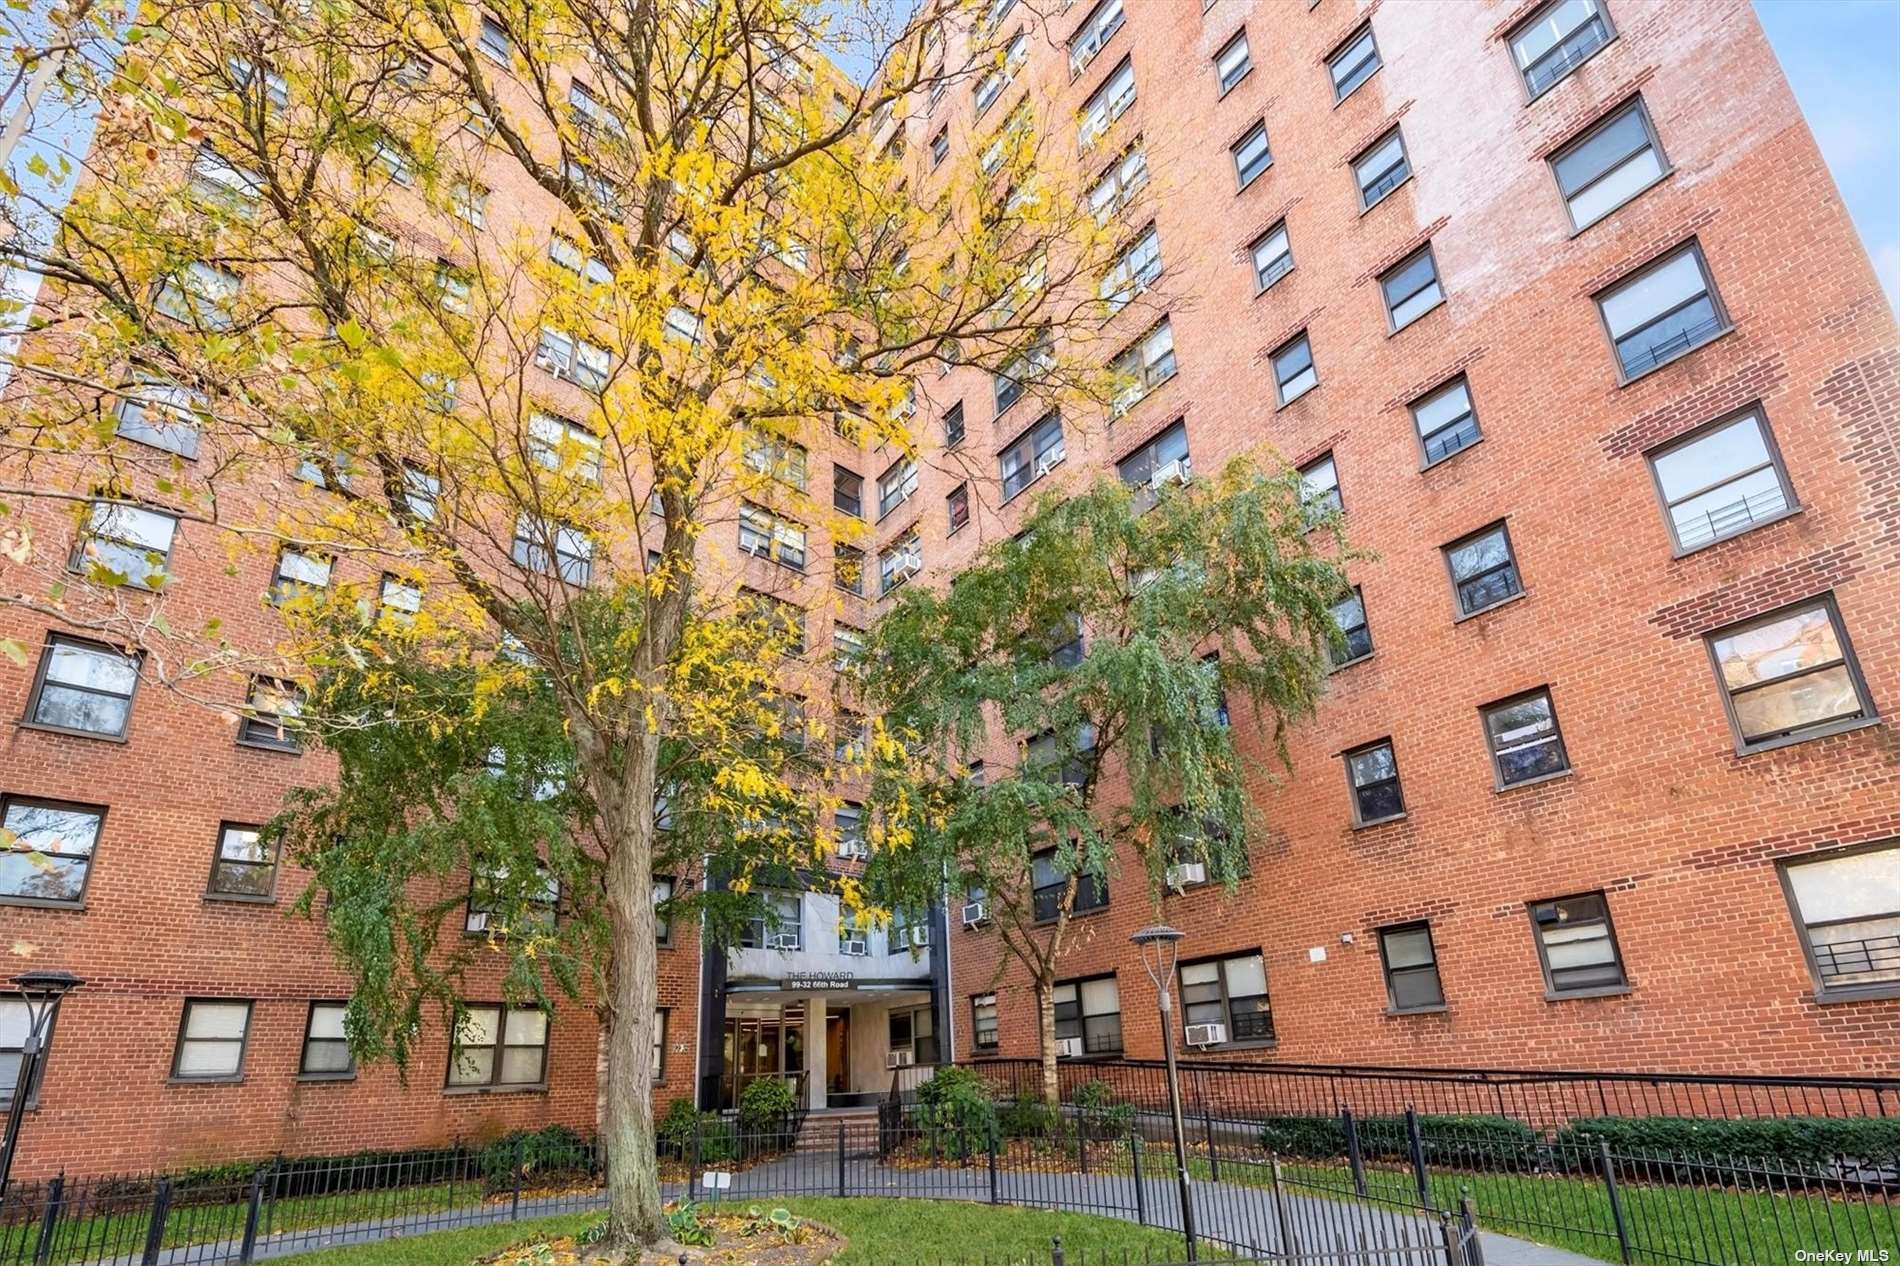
[738,1076,799,1133]
[915,1065,1001,1160]
[1554,1116,1900,1170]
[1256,1113,1536,1164]
[1072,1078,1136,1141]
[480,1125,591,1191]
[1000,1092,1057,1140]
[658,1100,738,1163]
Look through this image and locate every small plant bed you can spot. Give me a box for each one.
[474,1203,838,1266]
[884,1135,1127,1173]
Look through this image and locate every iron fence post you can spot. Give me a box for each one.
[238,1168,264,1264]
[1268,1155,1297,1259]
[1077,1111,1088,1175]
[140,1178,172,1266]
[1406,1106,1431,1208]
[510,1136,523,1221]
[30,1172,62,1266]
[1202,1100,1220,1183]
[836,1122,847,1197]
[988,1125,1000,1205]
[1051,1235,1064,1266]
[1342,1107,1368,1197]
[1460,1194,1486,1266]
[1597,1138,1633,1264]
[1437,1210,1460,1266]
[1129,1132,1145,1225]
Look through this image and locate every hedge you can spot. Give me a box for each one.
[1554,1116,1900,1169]
[1256,1114,1538,1163]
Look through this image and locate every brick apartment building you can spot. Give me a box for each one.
[3,0,1898,1181]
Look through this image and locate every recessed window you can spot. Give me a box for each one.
[1552,97,1666,230]
[207,823,277,899]
[1596,242,1728,381]
[947,483,971,533]
[740,589,806,652]
[1079,58,1137,149]
[549,236,612,285]
[155,262,240,329]
[833,625,866,674]
[1529,892,1626,996]
[1443,521,1522,618]
[653,876,675,945]
[1180,951,1273,1044]
[1378,924,1445,1012]
[1116,418,1191,490]
[512,513,593,585]
[1101,224,1162,314]
[1000,410,1066,501]
[270,548,332,606]
[1215,32,1252,94]
[478,14,513,63]
[447,1004,548,1088]
[27,635,138,738]
[1231,121,1271,189]
[833,466,864,518]
[1354,128,1411,209]
[930,128,949,167]
[172,999,253,1080]
[1299,454,1341,521]
[878,457,919,520]
[741,889,803,950]
[1069,0,1125,76]
[1411,377,1482,467]
[1271,332,1316,405]
[1380,244,1444,331]
[1032,849,1108,921]
[450,183,486,228]
[971,993,1000,1051]
[1779,843,1900,998]
[1329,587,1372,668]
[300,1002,356,1078]
[528,411,603,484]
[238,676,305,752]
[0,797,103,907]
[1481,688,1571,788]
[75,500,177,590]
[1647,407,1795,553]
[835,545,866,596]
[1250,221,1292,291]
[1110,320,1176,416]
[738,502,807,570]
[1,993,60,1107]
[879,534,922,596]
[1053,975,1121,1055]
[465,863,559,934]
[1089,143,1149,222]
[115,379,204,458]
[378,575,422,625]
[1510,0,1614,99]
[993,331,1053,415]
[1705,596,1874,753]
[943,403,966,448]
[974,31,1027,116]
[402,467,439,522]
[1344,739,1404,825]
[835,802,866,859]
[1328,25,1381,100]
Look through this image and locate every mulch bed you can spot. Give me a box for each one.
[477,1211,843,1266]
[885,1136,1127,1174]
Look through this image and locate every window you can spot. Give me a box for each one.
[1100,224,1161,314]
[237,676,305,752]
[478,14,512,62]
[155,262,239,329]
[465,863,558,934]
[840,921,870,956]
[1510,0,1614,99]
[741,890,803,950]
[375,575,421,626]
[1378,924,1444,1012]
[269,548,332,605]
[75,500,176,590]
[1031,849,1108,922]
[207,823,277,899]
[512,513,593,585]
[1116,418,1190,489]
[1481,688,1570,788]
[1329,587,1372,668]
[451,182,487,227]
[1444,522,1522,617]
[1345,739,1404,826]
[879,533,921,595]
[1552,97,1666,230]
[1181,951,1273,1043]
[1,994,59,1107]
[568,80,621,134]
[1110,320,1177,415]
[1215,32,1252,93]
[993,332,1053,414]
[300,1002,356,1077]
[930,128,949,167]
[834,466,864,518]
[228,56,288,110]
[399,467,439,523]
[1596,242,1728,380]
[943,403,966,448]
[1529,893,1627,996]
[974,32,1026,116]
[1231,122,1271,189]
[1070,0,1124,75]
[0,797,102,907]
[834,711,868,763]
[1299,454,1341,520]
[653,877,675,944]
[1089,143,1149,222]
[448,1004,548,1088]
[835,545,866,596]
[878,457,919,519]
[1044,613,1085,668]
[741,590,806,653]
[1380,245,1444,331]
[1079,58,1136,149]
[1780,844,1900,997]
[371,136,414,185]
[1412,377,1482,467]
[738,502,807,570]
[890,907,929,952]
[172,1000,253,1080]
[1000,411,1065,501]
[1271,333,1316,405]
[1705,596,1874,753]
[1647,407,1795,553]
[1250,221,1292,290]
[971,994,1000,1051]
[116,379,204,458]
[549,236,612,285]
[947,483,971,533]
[296,449,357,492]
[528,411,603,483]
[833,625,866,673]
[1329,25,1381,100]
[534,326,611,390]
[1053,976,1121,1054]
[887,1006,936,1063]
[836,803,866,858]
[1354,129,1411,209]
[27,635,137,738]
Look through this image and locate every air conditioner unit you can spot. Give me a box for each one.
[766,931,801,951]
[890,558,919,583]
[1034,453,1064,479]
[886,1048,915,1069]
[1054,1037,1083,1058]
[1151,458,1191,488]
[1165,862,1207,889]
[961,900,989,928]
[1184,1022,1227,1048]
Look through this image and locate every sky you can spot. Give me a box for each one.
[1755,0,1900,314]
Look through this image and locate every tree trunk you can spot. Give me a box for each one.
[1036,977,1059,1107]
[600,782,666,1247]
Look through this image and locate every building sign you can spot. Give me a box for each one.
[781,972,854,991]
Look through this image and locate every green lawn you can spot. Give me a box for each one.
[273,1199,1197,1266]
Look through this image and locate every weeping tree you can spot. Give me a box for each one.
[0,0,1132,1245]
[859,462,1361,1105]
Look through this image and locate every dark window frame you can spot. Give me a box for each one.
[1214,30,1252,96]
[1701,593,1877,756]
[1231,120,1272,190]
[0,992,61,1109]
[999,410,1066,503]
[1353,127,1412,210]
[236,676,305,753]
[1527,891,1629,1000]
[1328,585,1373,670]
[1052,972,1122,1056]
[1548,94,1669,233]
[1270,331,1317,406]
[1031,847,1109,923]
[833,465,865,518]
[169,997,255,1082]
[1410,375,1483,469]
[71,499,178,591]
[1643,403,1799,556]
[1178,950,1275,1045]
[1377,922,1446,1014]
[1479,687,1572,791]
[1379,243,1445,333]
[24,633,140,741]
[205,821,279,903]
[1776,840,1900,1003]
[1508,0,1616,102]
[1442,520,1524,619]
[1592,240,1731,384]
[1327,23,1381,102]
[947,482,971,534]
[1250,220,1293,292]
[1298,452,1342,522]
[970,993,1000,1052]
[1343,738,1405,827]
[0,795,105,910]
[444,1002,550,1091]
[298,1000,357,1080]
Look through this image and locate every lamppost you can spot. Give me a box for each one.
[1131,925,1197,1261]
[0,970,83,1197]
